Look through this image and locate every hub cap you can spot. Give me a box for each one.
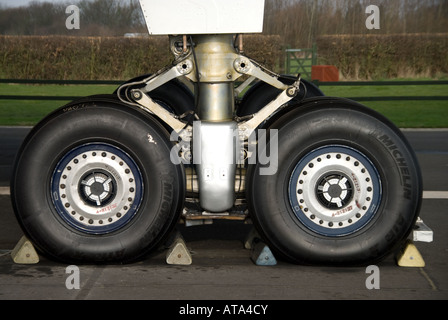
[51,143,143,234]
[289,145,382,237]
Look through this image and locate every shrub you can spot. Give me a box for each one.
[0,35,282,80]
[316,33,448,80]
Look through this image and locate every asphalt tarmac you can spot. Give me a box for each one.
[0,127,447,303]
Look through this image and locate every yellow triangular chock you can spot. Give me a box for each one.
[396,239,425,267]
[165,231,192,265]
[11,235,39,264]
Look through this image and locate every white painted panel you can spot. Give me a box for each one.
[139,0,265,35]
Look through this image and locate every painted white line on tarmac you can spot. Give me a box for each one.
[423,191,448,199]
[1,187,448,199]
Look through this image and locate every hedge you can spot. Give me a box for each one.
[316,33,448,80]
[1,34,446,81]
[0,35,282,80]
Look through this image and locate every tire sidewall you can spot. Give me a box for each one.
[248,105,421,265]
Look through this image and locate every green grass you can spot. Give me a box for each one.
[320,83,448,98]
[0,84,117,126]
[0,82,447,127]
[361,100,448,128]
[318,84,448,128]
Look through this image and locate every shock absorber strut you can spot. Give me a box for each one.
[192,34,239,212]
[193,34,236,121]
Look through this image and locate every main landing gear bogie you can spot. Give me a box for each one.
[11,30,423,265]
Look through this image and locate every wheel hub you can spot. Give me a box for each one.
[51,143,143,234]
[316,173,353,209]
[80,171,115,206]
[289,145,381,237]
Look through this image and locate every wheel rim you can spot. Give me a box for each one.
[288,145,382,237]
[51,143,144,234]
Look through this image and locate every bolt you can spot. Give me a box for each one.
[132,90,143,100]
[287,87,296,97]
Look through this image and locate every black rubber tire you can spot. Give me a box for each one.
[11,99,185,263]
[247,100,422,265]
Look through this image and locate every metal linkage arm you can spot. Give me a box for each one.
[234,57,288,91]
[130,89,189,133]
[238,77,301,138]
[143,59,194,93]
